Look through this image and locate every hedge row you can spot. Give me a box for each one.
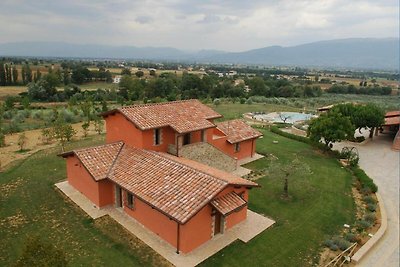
[351,166,378,193]
[269,125,326,150]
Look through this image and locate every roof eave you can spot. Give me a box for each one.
[227,134,263,144]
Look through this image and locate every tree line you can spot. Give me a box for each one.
[326,84,392,95]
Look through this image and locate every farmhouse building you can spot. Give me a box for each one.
[60,99,262,254]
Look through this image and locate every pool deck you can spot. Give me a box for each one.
[251,112,316,124]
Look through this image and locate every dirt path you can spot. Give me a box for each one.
[0,122,101,170]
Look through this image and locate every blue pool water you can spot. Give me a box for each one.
[252,112,316,124]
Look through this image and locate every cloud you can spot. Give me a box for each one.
[0,0,398,51]
[135,16,153,24]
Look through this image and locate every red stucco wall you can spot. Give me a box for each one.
[142,126,176,152]
[215,186,249,230]
[122,190,178,248]
[104,113,143,147]
[180,205,213,253]
[66,155,114,208]
[209,130,256,160]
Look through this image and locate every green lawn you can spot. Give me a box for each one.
[0,129,355,266]
[200,130,355,266]
[0,136,170,266]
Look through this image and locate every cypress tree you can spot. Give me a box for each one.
[12,66,18,84]
[0,62,5,86]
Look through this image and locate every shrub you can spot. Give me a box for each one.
[344,233,358,243]
[360,187,372,195]
[331,236,352,251]
[323,239,334,247]
[336,239,351,251]
[330,244,339,251]
[213,98,221,106]
[367,203,377,212]
[19,109,31,118]
[2,110,14,120]
[323,239,339,251]
[5,121,21,133]
[363,196,376,205]
[245,98,253,105]
[240,98,246,104]
[60,109,75,123]
[352,166,378,193]
[31,110,43,120]
[13,113,26,123]
[41,128,54,144]
[364,212,376,224]
[357,220,372,230]
[17,133,28,151]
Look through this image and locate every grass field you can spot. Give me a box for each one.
[0,128,355,266]
[0,86,27,100]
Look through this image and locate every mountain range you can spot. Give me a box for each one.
[0,38,398,70]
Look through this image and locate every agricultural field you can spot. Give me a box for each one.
[0,127,355,266]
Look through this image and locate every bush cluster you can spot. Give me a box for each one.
[351,166,378,193]
[324,236,352,251]
[270,126,326,150]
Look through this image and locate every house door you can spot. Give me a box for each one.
[214,213,222,235]
[183,133,191,145]
[115,185,122,208]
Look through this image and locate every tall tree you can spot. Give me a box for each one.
[5,64,12,85]
[0,62,6,86]
[307,111,355,149]
[12,66,18,84]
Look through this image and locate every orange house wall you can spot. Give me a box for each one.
[215,186,249,230]
[122,190,178,248]
[210,135,256,160]
[104,113,143,147]
[142,127,176,152]
[180,205,213,253]
[66,156,114,208]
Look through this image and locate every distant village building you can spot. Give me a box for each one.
[113,75,121,84]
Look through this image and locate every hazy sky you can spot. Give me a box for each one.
[0,0,398,51]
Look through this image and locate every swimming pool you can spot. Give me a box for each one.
[252,112,316,124]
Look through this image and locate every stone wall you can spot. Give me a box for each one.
[179,142,237,172]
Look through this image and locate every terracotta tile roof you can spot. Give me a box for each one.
[216,119,262,144]
[385,111,400,118]
[210,192,247,216]
[384,116,400,126]
[161,152,259,187]
[61,142,258,224]
[103,99,222,133]
[108,147,228,224]
[62,142,124,181]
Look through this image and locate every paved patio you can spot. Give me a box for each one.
[56,180,275,267]
[232,153,264,177]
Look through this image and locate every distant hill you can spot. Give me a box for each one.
[206,38,400,70]
[0,38,398,70]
